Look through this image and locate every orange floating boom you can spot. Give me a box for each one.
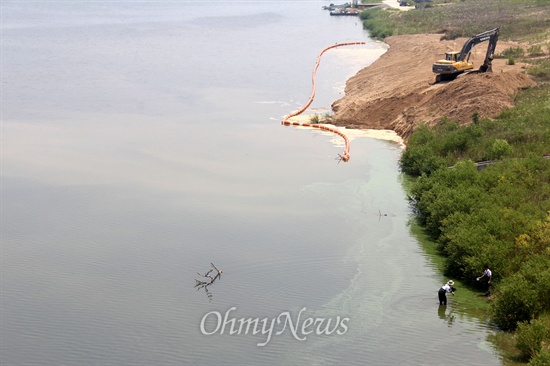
[282,42,366,162]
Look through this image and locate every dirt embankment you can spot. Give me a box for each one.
[331,34,536,139]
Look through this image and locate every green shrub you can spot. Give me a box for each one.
[528,45,545,57]
[309,114,320,124]
[528,348,550,366]
[492,274,540,330]
[399,145,447,176]
[488,139,513,160]
[360,8,395,39]
[472,111,480,124]
[516,316,550,359]
[520,254,550,313]
[440,204,528,280]
[507,56,516,65]
[527,59,550,81]
[492,251,550,331]
[515,217,550,265]
[502,47,525,59]
[528,65,549,80]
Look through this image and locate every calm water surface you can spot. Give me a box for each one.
[2,1,504,365]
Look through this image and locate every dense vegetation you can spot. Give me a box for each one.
[358,0,550,363]
[402,79,550,364]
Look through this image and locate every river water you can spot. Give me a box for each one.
[2,1,504,365]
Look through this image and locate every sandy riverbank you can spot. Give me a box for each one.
[331,33,536,139]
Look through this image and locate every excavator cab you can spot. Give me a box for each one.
[445,52,460,62]
[433,51,473,82]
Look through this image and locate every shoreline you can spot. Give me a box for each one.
[286,113,405,148]
[330,24,535,366]
[339,3,550,365]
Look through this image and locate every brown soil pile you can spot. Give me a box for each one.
[332,34,536,139]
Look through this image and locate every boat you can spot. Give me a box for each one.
[329,9,360,15]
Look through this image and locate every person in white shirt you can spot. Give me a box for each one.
[477,264,492,296]
[438,280,455,306]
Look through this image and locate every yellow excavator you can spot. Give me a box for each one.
[432,28,499,83]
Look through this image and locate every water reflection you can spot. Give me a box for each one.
[438,305,456,327]
[196,285,214,302]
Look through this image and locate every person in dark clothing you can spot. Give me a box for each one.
[438,280,456,306]
[477,264,492,296]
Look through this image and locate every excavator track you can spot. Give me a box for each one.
[435,73,460,83]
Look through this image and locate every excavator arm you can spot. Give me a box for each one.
[479,28,499,72]
[458,28,499,72]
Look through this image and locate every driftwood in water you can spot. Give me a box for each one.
[194,263,223,300]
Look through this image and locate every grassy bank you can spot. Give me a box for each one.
[359,0,550,364]
[360,0,550,42]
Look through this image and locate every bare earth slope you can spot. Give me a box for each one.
[332,34,536,139]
